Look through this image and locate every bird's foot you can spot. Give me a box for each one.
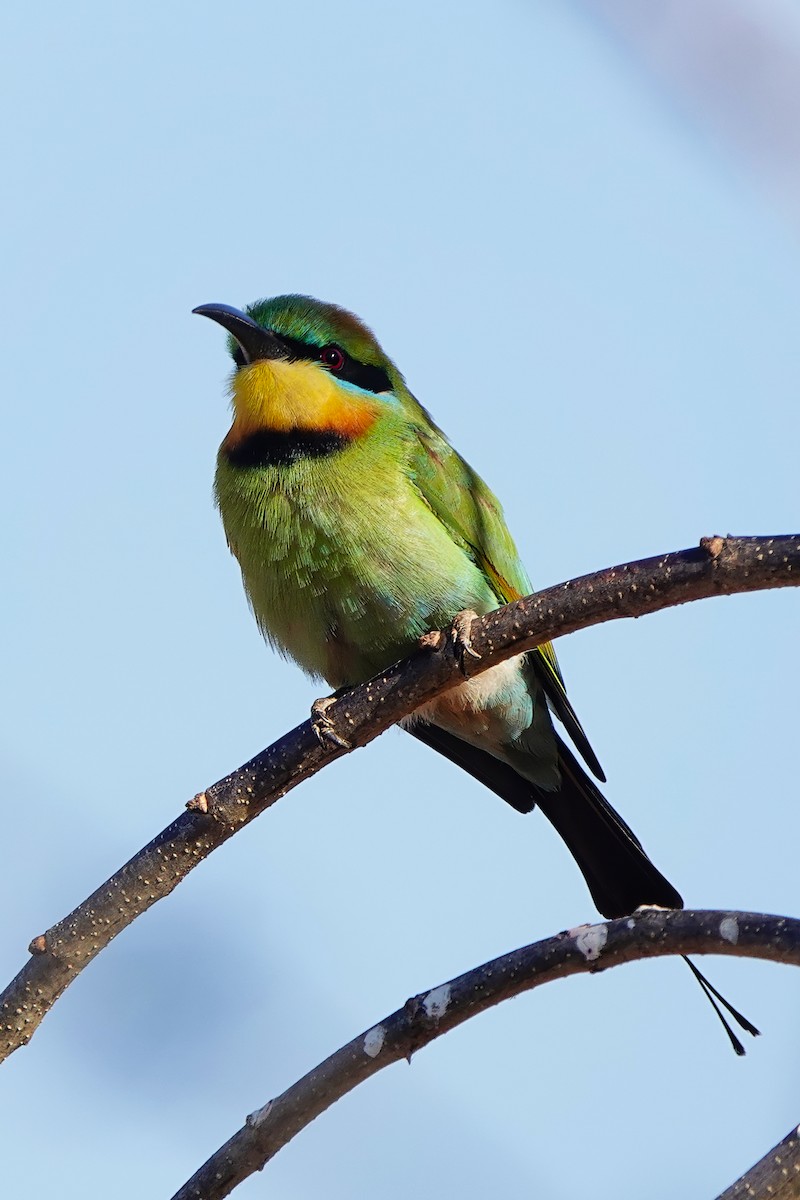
[450,609,482,675]
[311,695,352,751]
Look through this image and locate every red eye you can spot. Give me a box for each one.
[320,345,345,370]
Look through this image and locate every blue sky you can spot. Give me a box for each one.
[2,2,799,1196]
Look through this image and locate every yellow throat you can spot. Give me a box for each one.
[223,358,379,451]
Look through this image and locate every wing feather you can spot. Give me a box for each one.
[408,421,604,781]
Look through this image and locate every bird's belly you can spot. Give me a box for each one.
[221,471,499,687]
[410,656,533,746]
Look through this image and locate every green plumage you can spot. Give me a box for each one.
[200,294,682,918]
[215,405,502,688]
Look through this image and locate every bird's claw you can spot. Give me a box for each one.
[311,696,352,750]
[451,609,481,675]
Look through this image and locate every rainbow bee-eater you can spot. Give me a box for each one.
[194,294,683,920]
[194,294,757,1050]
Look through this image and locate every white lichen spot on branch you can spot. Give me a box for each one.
[245,1099,273,1128]
[363,1025,386,1058]
[423,983,452,1021]
[574,924,608,962]
[720,916,740,945]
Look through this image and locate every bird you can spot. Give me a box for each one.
[194,294,756,1049]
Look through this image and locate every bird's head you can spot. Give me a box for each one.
[194,295,406,454]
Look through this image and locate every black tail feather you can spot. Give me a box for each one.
[408,722,758,1053]
[408,722,680,917]
[535,736,683,918]
[407,721,535,814]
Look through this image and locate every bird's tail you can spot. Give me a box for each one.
[533,735,683,919]
[535,748,759,1052]
[539,751,760,1049]
[408,720,681,918]
[408,722,759,1052]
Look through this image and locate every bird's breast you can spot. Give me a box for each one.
[214,438,499,688]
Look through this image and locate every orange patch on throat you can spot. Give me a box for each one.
[223,358,378,450]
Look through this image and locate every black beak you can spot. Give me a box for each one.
[192,303,286,364]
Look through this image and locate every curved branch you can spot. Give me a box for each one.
[170,909,800,1200]
[717,1124,800,1199]
[0,534,797,1063]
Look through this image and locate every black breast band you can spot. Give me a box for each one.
[225,427,351,468]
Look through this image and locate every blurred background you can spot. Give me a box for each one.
[1,1,799,1195]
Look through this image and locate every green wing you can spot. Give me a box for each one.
[408,419,605,782]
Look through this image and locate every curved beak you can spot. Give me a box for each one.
[192,303,286,364]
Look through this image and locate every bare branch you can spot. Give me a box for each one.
[0,534,797,1063]
[717,1124,800,1199]
[170,908,800,1200]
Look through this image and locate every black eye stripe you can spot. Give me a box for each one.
[231,329,392,394]
[276,333,321,363]
[337,358,393,394]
